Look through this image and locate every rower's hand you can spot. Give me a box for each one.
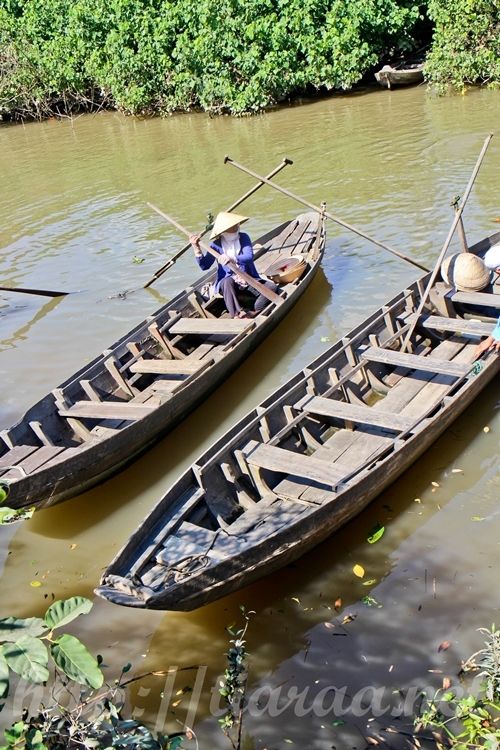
[219,253,231,265]
[190,234,201,254]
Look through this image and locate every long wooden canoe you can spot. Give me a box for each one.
[96,231,500,611]
[0,212,325,509]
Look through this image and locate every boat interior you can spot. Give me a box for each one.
[0,213,321,487]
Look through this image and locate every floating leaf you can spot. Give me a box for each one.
[362,579,377,586]
[438,641,451,652]
[342,614,356,625]
[442,677,452,690]
[451,468,463,474]
[3,636,49,683]
[320,336,330,343]
[44,597,93,630]
[69,543,77,550]
[414,498,422,503]
[361,595,383,608]
[291,597,300,604]
[471,516,485,522]
[30,581,42,588]
[483,426,490,433]
[132,256,145,264]
[0,616,46,642]
[334,598,342,611]
[353,564,365,578]
[367,525,385,544]
[431,481,440,488]
[51,634,103,689]
[332,719,345,726]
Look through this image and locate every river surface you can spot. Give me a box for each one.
[0,85,499,748]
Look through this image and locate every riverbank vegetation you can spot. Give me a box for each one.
[0,0,498,121]
[0,0,498,114]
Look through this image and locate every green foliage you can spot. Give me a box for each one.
[0,598,103,694]
[0,482,35,524]
[0,0,423,119]
[425,0,500,92]
[416,625,500,748]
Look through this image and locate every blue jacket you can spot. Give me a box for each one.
[195,232,261,292]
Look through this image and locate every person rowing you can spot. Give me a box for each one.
[190,211,278,319]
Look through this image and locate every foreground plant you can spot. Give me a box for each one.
[0,597,187,749]
[416,625,500,748]
[0,482,34,524]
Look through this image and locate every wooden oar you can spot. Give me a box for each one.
[0,285,70,298]
[143,157,293,289]
[146,207,282,304]
[401,133,493,353]
[224,155,430,273]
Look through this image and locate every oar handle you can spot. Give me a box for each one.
[146,205,281,304]
[401,133,493,352]
[224,155,429,273]
[143,157,293,289]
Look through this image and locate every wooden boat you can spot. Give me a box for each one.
[96,231,500,611]
[0,212,325,510]
[375,62,424,89]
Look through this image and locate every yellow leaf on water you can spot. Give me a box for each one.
[291,597,300,604]
[353,564,365,578]
[431,481,440,488]
[484,426,490,433]
[451,468,463,474]
[414,498,421,503]
[334,597,342,611]
[30,581,42,587]
[172,699,182,707]
[69,543,77,550]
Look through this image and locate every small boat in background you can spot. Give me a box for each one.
[96,232,500,612]
[375,61,425,89]
[0,212,325,510]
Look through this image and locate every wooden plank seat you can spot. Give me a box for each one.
[0,446,65,479]
[242,439,345,490]
[362,346,470,378]
[58,401,156,421]
[295,394,415,433]
[169,318,254,336]
[129,357,212,376]
[405,313,494,337]
[0,444,39,469]
[451,291,499,309]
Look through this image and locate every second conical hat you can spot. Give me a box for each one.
[209,211,249,239]
[441,253,490,292]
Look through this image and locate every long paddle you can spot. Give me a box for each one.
[401,133,493,353]
[224,155,430,273]
[146,206,282,304]
[143,157,293,289]
[0,285,70,298]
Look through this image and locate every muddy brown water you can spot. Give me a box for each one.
[0,86,499,748]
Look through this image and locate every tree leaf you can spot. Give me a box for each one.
[0,482,9,505]
[44,597,93,630]
[367,524,385,544]
[353,564,365,578]
[0,617,47,642]
[51,634,103,689]
[0,651,9,701]
[0,506,35,524]
[438,640,451,652]
[2,636,49,683]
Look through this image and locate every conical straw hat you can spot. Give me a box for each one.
[484,243,500,270]
[440,253,490,292]
[209,211,249,239]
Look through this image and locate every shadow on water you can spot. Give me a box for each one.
[28,269,333,539]
[123,380,499,744]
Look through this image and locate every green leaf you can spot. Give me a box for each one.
[44,597,93,630]
[51,634,103,689]
[0,651,9,701]
[332,719,345,726]
[0,617,47,642]
[2,637,49,684]
[367,524,385,544]
[0,506,35,524]
[0,483,9,505]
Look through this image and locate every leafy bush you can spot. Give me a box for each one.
[425,0,500,92]
[0,0,422,119]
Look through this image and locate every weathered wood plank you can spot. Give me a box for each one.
[296,394,415,432]
[242,440,345,487]
[451,291,500,309]
[169,318,253,336]
[1,446,65,479]
[362,346,470,377]
[405,313,494,337]
[129,358,210,375]
[0,445,39,470]
[58,401,155,421]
